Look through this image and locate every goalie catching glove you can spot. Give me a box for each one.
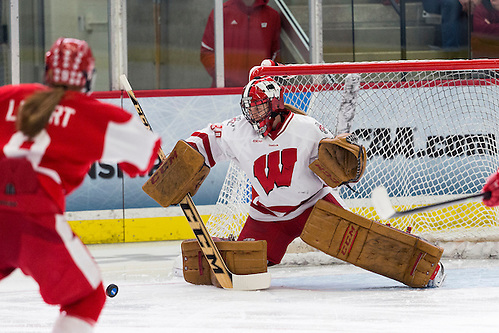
[309,133,367,188]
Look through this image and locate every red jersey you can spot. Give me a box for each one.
[473,4,499,36]
[200,0,281,87]
[0,83,161,211]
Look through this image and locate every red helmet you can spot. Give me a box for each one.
[44,38,95,92]
[240,76,283,137]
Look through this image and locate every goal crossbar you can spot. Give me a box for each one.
[251,59,499,77]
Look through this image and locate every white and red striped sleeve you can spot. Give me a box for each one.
[185,119,237,168]
[100,115,161,177]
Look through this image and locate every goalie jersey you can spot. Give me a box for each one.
[186,110,346,222]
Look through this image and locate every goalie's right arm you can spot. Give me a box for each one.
[142,140,210,207]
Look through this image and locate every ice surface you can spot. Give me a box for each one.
[1,240,499,332]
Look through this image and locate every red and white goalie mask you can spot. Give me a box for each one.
[240,76,283,138]
[44,37,96,93]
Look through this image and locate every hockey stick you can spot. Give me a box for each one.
[119,75,271,290]
[371,186,491,220]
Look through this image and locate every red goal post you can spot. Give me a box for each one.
[206,59,499,259]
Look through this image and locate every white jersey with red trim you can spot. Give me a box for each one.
[0,83,161,210]
[186,110,346,222]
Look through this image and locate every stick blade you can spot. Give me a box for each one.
[371,186,396,220]
[231,272,271,291]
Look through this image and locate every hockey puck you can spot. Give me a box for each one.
[106,284,118,298]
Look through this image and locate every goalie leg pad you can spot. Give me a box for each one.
[142,140,210,207]
[181,240,268,288]
[300,200,443,288]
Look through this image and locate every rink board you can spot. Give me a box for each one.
[65,87,496,244]
[66,202,489,244]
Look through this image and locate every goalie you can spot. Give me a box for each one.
[145,75,445,288]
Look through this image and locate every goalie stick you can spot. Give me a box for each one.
[119,74,271,291]
[371,186,491,220]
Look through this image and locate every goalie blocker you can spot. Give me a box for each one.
[301,200,444,288]
[142,140,210,207]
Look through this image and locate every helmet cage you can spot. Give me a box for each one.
[241,96,271,123]
[240,76,282,137]
[241,96,273,138]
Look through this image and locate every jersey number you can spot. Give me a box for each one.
[3,130,51,168]
[253,148,297,195]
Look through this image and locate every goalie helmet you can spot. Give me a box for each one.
[240,76,283,138]
[44,38,95,93]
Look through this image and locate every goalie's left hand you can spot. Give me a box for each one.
[309,133,367,188]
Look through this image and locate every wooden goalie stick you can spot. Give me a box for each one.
[371,185,491,220]
[119,74,271,290]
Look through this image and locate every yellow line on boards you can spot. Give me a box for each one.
[68,215,205,244]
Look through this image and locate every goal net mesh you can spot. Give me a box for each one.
[206,60,499,258]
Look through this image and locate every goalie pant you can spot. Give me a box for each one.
[0,83,161,328]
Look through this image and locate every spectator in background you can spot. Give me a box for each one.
[200,0,281,88]
[461,0,482,13]
[471,0,499,57]
[421,0,479,51]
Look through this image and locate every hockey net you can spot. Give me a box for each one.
[206,59,499,259]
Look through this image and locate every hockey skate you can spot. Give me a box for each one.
[426,262,446,288]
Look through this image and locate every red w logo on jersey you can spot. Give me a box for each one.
[253,148,297,195]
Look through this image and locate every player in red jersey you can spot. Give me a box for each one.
[483,170,499,207]
[200,0,281,87]
[0,38,161,332]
